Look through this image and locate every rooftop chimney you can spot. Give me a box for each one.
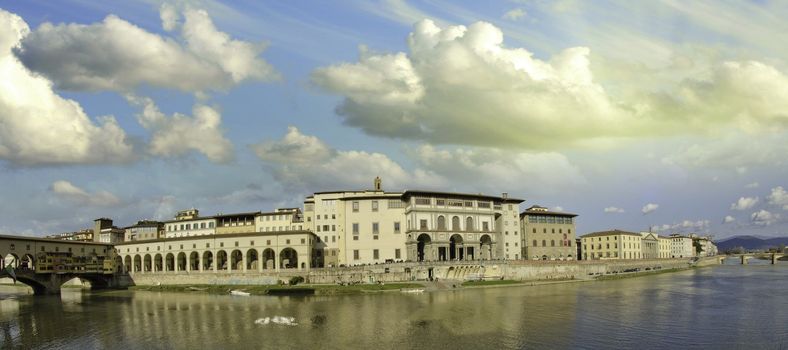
[374,176,382,191]
[502,192,508,199]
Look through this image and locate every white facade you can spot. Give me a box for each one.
[670,234,694,258]
[165,217,216,238]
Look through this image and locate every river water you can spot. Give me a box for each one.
[1,261,787,349]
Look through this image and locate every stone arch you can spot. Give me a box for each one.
[480,234,493,260]
[450,234,464,260]
[124,256,132,273]
[437,216,446,230]
[262,248,275,269]
[114,256,123,273]
[21,253,35,270]
[416,233,431,262]
[451,216,460,231]
[189,252,200,271]
[165,253,175,272]
[230,250,243,271]
[202,251,214,271]
[143,254,152,272]
[177,252,187,271]
[466,217,474,231]
[154,254,163,272]
[133,255,142,273]
[279,248,298,269]
[217,250,228,270]
[246,249,258,270]
[4,253,20,268]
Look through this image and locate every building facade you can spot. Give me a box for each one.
[581,230,642,260]
[658,235,671,258]
[670,234,694,258]
[124,220,164,242]
[164,209,216,238]
[520,205,577,260]
[640,232,659,259]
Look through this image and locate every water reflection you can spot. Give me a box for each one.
[1,266,787,349]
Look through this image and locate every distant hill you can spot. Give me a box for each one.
[716,235,788,252]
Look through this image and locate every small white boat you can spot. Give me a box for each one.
[230,290,250,296]
[400,288,425,293]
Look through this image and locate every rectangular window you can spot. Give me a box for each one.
[352,201,359,212]
[483,222,489,231]
[395,249,401,259]
[301,238,305,244]
[478,201,490,208]
[353,236,359,241]
[388,200,406,208]
[465,201,473,207]
[436,199,445,206]
[354,250,360,260]
[332,214,336,219]
[372,222,379,234]
[353,223,359,235]
[372,201,378,212]
[420,219,428,229]
[332,236,336,242]
[373,249,379,260]
[323,225,329,231]
[394,222,401,233]
[209,222,214,228]
[415,197,431,205]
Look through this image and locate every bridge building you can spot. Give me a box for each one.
[0,235,123,294]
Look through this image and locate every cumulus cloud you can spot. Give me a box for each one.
[641,203,659,215]
[411,145,585,194]
[722,215,736,224]
[50,180,121,207]
[730,196,759,211]
[502,8,526,21]
[252,127,441,192]
[604,206,625,213]
[127,96,233,163]
[652,219,710,233]
[14,6,278,93]
[751,209,779,226]
[767,186,788,210]
[0,9,134,166]
[314,20,788,150]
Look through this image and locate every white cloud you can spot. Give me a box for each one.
[252,127,441,192]
[0,10,134,166]
[730,196,759,211]
[15,6,278,93]
[723,215,736,224]
[652,219,710,233]
[552,206,564,212]
[411,145,585,195]
[314,19,788,150]
[641,203,659,215]
[604,206,625,213]
[503,8,526,21]
[127,96,233,163]
[745,182,759,188]
[50,180,121,207]
[751,209,779,226]
[767,186,788,210]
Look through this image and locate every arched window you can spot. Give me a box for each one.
[465,217,474,231]
[451,216,460,231]
[437,216,446,230]
[551,240,555,247]
[532,240,538,247]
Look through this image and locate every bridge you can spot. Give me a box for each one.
[1,234,131,295]
[721,253,786,265]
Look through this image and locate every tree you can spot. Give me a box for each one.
[693,239,704,256]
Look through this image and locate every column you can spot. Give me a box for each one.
[212,251,218,273]
[242,253,247,273]
[258,250,264,273]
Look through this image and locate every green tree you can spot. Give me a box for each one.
[693,239,704,256]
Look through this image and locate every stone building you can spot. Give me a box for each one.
[669,234,694,258]
[519,205,578,260]
[124,220,163,242]
[640,232,659,259]
[581,229,642,260]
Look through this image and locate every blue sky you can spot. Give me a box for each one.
[1,0,788,239]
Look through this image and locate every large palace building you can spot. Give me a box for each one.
[112,178,578,273]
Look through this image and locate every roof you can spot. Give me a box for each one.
[124,220,163,229]
[519,205,577,218]
[214,211,262,219]
[401,190,524,203]
[582,229,641,238]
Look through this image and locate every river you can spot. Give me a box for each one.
[1,261,787,349]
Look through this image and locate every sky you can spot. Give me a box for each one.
[1,0,787,240]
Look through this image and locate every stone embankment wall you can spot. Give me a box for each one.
[127,257,718,286]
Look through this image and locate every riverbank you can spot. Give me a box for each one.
[129,282,423,296]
